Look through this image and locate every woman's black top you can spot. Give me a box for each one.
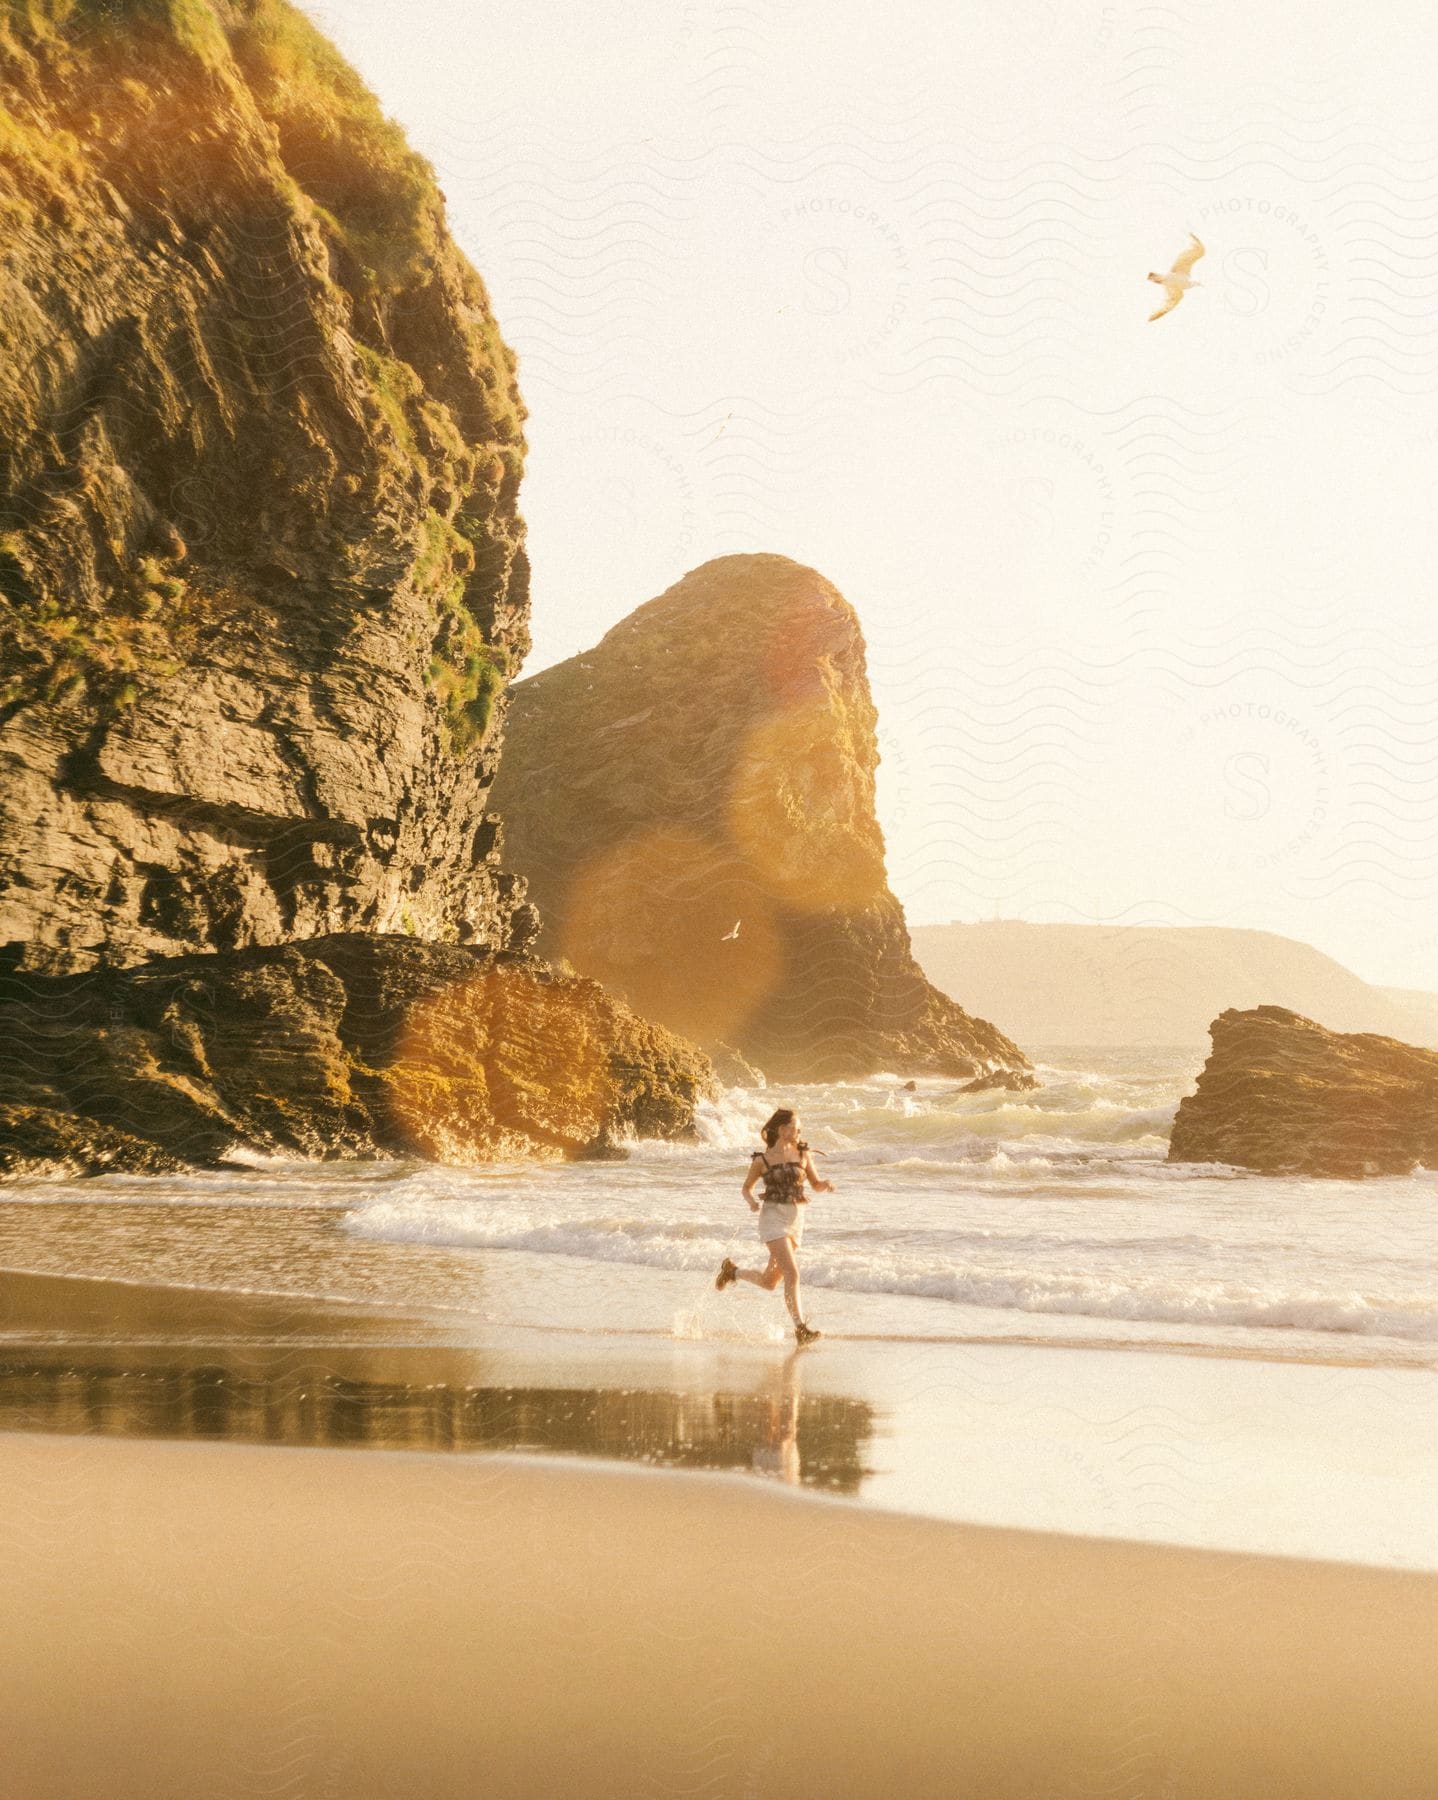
[752,1145,808,1204]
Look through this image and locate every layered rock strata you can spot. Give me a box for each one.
[1168,1005,1438,1177]
[488,554,1033,1085]
[0,934,717,1176]
[0,0,532,971]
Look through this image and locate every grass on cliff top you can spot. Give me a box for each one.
[2,0,525,750]
[233,2,525,435]
[7,0,441,293]
[229,0,440,294]
[7,0,229,66]
[5,0,524,447]
[234,1,526,468]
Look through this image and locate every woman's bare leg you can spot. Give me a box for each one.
[768,1235,805,1327]
[736,1246,784,1291]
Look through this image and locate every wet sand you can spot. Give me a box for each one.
[2,1263,1437,1797]
[3,1264,1436,1566]
[2,1427,1436,1800]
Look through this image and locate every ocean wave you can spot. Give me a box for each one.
[339,1200,1438,1342]
[17,1055,1433,1359]
[689,1090,773,1149]
[686,1076,1181,1158]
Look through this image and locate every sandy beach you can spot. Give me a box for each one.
[2,1264,1437,1797]
[3,1427,1437,1800]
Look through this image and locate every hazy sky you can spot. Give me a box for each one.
[304,0,1438,989]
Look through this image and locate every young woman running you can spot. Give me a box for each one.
[715,1107,833,1345]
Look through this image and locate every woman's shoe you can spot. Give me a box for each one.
[716,1258,738,1291]
[794,1321,822,1345]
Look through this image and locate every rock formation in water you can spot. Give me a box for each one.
[1168,1005,1438,1177]
[488,554,1033,1085]
[0,934,716,1176]
[0,0,534,971]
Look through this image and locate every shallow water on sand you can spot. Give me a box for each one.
[1,1049,1434,1367]
[3,1265,1436,1570]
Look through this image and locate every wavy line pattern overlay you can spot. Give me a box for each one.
[5,7,1437,1797]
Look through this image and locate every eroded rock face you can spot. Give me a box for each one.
[0,935,718,1174]
[488,554,1033,1085]
[0,1103,187,1180]
[1168,1005,1438,1177]
[0,0,531,971]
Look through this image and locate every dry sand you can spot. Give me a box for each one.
[2,1427,1435,1800]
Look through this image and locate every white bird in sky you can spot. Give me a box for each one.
[1147,233,1205,321]
[721,920,741,941]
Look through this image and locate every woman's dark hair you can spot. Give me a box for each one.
[761,1108,796,1148]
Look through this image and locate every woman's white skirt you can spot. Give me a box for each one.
[758,1200,804,1246]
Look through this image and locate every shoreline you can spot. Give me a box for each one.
[2,1263,1436,1573]
[2,1258,1433,1372]
[3,1427,1436,1799]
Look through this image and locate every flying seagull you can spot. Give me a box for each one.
[721,920,741,941]
[1147,233,1205,321]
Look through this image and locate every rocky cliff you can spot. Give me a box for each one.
[0,933,717,1176]
[0,0,534,971]
[487,554,1032,1084]
[1168,1005,1438,1177]
[0,0,722,1172]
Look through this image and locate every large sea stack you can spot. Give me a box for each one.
[488,554,1032,1085]
[1169,1005,1438,1177]
[0,0,715,1168]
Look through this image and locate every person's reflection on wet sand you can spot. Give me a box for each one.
[750,1347,804,1484]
